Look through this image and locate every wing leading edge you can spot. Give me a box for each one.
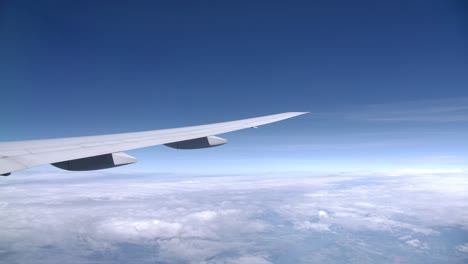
[0,112,308,175]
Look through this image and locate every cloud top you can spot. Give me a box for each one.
[1,170,467,263]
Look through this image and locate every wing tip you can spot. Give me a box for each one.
[285,111,310,117]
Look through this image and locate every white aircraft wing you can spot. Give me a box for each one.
[0,112,307,175]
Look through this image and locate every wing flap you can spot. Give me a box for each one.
[0,157,28,175]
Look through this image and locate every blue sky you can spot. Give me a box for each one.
[1,0,467,173]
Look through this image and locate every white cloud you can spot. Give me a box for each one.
[294,221,330,232]
[220,255,272,264]
[318,210,329,218]
[405,239,429,250]
[190,210,218,221]
[98,218,183,239]
[0,170,467,263]
[383,168,467,176]
[457,243,468,253]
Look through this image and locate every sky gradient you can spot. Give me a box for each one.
[1,0,467,173]
[1,2,468,263]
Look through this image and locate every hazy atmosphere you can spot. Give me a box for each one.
[1,0,467,263]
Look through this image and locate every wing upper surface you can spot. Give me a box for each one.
[0,112,307,174]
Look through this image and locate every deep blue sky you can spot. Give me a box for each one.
[1,0,467,172]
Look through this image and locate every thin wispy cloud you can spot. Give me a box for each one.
[316,98,468,123]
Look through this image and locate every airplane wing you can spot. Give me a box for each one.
[0,112,307,175]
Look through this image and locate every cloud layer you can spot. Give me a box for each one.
[1,170,467,263]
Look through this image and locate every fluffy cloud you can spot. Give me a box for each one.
[0,170,467,263]
[457,244,468,253]
[405,239,429,250]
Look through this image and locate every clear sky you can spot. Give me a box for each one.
[1,0,467,173]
